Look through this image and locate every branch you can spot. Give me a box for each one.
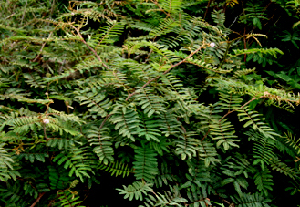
[99,114,112,129]
[243,26,247,62]
[204,0,213,19]
[43,124,48,140]
[219,96,265,122]
[33,32,53,62]
[70,25,109,69]
[241,97,259,109]
[202,129,210,141]
[150,0,171,17]
[30,192,46,207]
[126,45,204,101]
[219,109,235,122]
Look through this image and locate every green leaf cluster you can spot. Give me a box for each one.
[0,0,300,206]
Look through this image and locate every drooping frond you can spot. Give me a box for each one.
[232,47,284,58]
[283,131,300,155]
[174,129,199,160]
[0,144,20,181]
[53,146,97,182]
[142,185,188,207]
[245,130,276,169]
[238,107,279,140]
[270,158,298,180]
[86,125,114,164]
[210,117,239,150]
[74,88,112,118]
[154,161,177,188]
[1,0,299,206]
[253,167,274,197]
[132,142,159,182]
[109,105,140,141]
[230,192,271,207]
[56,188,83,207]
[135,88,167,118]
[138,117,162,142]
[117,181,153,201]
[98,160,132,178]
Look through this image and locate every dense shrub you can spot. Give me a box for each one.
[0,0,300,206]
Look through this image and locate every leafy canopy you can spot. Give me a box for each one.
[0,0,300,206]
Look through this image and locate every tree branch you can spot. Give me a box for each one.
[204,0,213,20]
[126,45,205,101]
[219,96,265,122]
[30,192,46,207]
[99,114,112,129]
[70,25,109,69]
[202,129,210,141]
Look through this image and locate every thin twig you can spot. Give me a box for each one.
[5,13,16,19]
[219,109,235,122]
[204,0,213,20]
[70,25,109,68]
[150,0,171,17]
[33,32,53,62]
[126,45,204,101]
[99,114,112,129]
[243,27,247,62]
[201,129,210,141]
[241,97,259,109]
[219,96,265,122]
[50,0,56,16]
[30,192,46,207]
[43,123,48,140]
[20,0,27,25]
[180,125,187,134]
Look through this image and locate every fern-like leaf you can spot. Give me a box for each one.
[230,192,271,207]
[0,143,20,181]
[86,125,114,164]
[53,147,97,182]
[253,168,274,197]
[110,105,140,141]
[133,142,159,182]
[117,181,153,201]
[98,160,132,178]
[174,129,198,160]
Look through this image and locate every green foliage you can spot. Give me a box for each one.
[1,0,300,206]
[230,192,271,207]
[98,160,132,178]
[117,181,153,201]
[253,168,274,197]
[239,1,268,30]
[110,106,140,141]
[86,125,114,164]
[48,166,72,190]
[0,181,33,206]
[0,143,20,181]
[141,185,188,207]
[53,146,96,182]
[133,142,159,182]
[232,47,284,67]
[57,187,84,207]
